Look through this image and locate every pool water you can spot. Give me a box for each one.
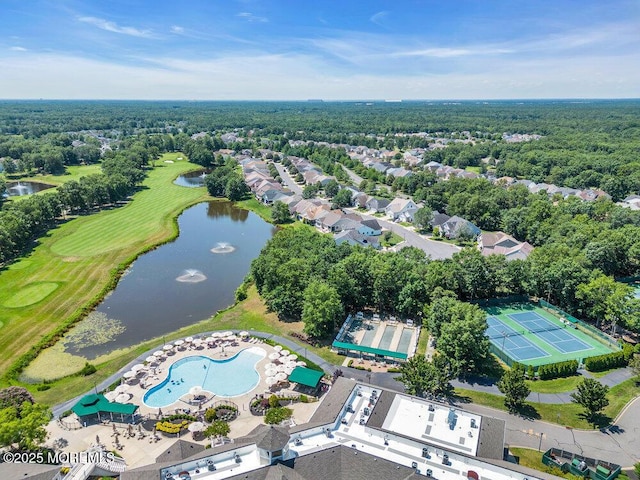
[143,348,265,407]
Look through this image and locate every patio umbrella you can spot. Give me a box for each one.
[163,344,173,351]
[296,361,307,367]
[115,393,130,403]
[275,372,288,382]
[276,364,287,373]
[280,350,290,357]
[188,422,205,432]
[131,364,145,372]
[193,338,203,345]
[268,352,280,361]
[174,339,184,346]
[287,354,298,361]
[154,351,165,357]
[189,386,203,396]
[227,334,237,340]
[145,355,157,363]
[185,337,193,343]
[239,331,249,337]
[205,336,215,343]
[213,332,223,338]
[265,376,277,386]
[104,391,117,402]
[223,331,233,337]
[286,361,297,368]
[284,366,295,375]
[115,384,130,394]
[123,371,135,379]
[273,345,283,352]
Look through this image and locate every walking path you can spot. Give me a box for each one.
[53,331,640,467]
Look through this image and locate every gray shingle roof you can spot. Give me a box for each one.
[476,416,506,460]
[155,439,206,463]
[308,377,356,425]
[0,463,61,480]
[255,425,291,451]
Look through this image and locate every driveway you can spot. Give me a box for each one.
[355,210,461,260]
[273,162,303,195]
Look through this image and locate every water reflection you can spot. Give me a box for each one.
[4,181,55,197]
[67,201,274,358]
[207,201,249,222]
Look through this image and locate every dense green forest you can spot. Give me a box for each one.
[3,100,638,196]
[1,100,639,338]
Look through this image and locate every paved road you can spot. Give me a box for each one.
[54,331,640,468]
[354,210,461,260]
[273,163,303,195]
[341,165,364,186]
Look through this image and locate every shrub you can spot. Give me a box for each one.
[584,351,628,372]
[264,407,293,425]
[155,421,188,434]
[78,363,97,376]
[204,408,217,423]
[299,394,308,403]
[269,395,280,408]
[36,384,51,391]
[537,360,578,380]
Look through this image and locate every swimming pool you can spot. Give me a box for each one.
[143,347,265,407]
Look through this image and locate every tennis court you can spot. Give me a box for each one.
[484,302,617,367]
[486,316,549,362]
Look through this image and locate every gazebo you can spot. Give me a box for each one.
[287,367,324,393]
[71,394,138,424]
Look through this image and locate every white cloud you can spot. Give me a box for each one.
[370,11,388,27]
[10,46,28,52]
[1,50,638,100]
[170,25,185,34]
[78,16,156,39]
[237,12,268,23]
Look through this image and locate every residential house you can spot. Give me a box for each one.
[441,215,481,240]
[365,197,390,212]
[370,162,393,174]
[358,219,382,236]
[385,198,418,222]
[429,211,451,231]
[334,230,380,249]
[424,161,442,172]
[619,195,640,210]
[354,193,371,209]
[386,167,413,178]
[480,231,534,261]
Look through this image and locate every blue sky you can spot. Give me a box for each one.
[1,0,638,99]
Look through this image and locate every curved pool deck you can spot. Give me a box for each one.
[143,346,267,408]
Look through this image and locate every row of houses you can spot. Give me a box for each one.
[239,157,385,249]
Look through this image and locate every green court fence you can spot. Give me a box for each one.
[538,300,621,350]
[472,295,528,308]
[489,343,514,368]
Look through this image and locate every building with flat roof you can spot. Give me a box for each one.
[122,378,561,480]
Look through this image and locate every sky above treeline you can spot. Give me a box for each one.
[1,0,639,100]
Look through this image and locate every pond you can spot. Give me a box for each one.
[173,170,208,188]
[65,201,276,359]
[4,181,55,196]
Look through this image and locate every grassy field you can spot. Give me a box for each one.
[0,154,207,379]
[526,375,583,393]
[456,377,640,429]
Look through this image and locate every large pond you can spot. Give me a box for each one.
[4,181,55,197]
[66,201,275,359]
[173,170,208,188]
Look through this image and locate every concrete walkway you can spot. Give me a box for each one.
[53,331,640,468]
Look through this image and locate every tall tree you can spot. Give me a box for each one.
[302,280,344,338]
[497,366,531,413]
[413,207,434,231]
[271,201,291,224]
[0,402,51,450]
[571,378,609,424]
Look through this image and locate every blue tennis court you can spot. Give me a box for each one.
[508,312,593,354]
[486,316,550,362]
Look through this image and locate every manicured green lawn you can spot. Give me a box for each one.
[236,198,273,222]
[381,231,403,247]
[526,375,582,393]
[455,377,640,429]
[0,155,207,379]
[416,328,430,356]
